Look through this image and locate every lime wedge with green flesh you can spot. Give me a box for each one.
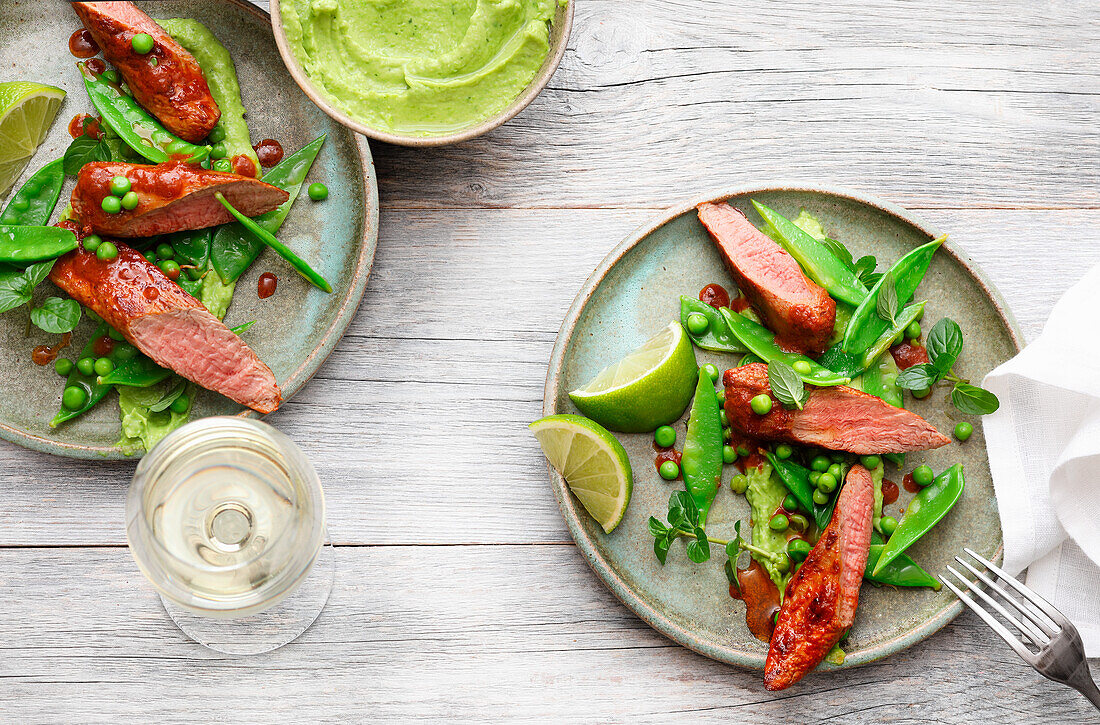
[530,414,633,533]
[568,321,698,433]
[0,81,66,198]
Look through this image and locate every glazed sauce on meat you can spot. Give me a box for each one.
[144,287,160,301]
[69,29,100,59]
[902,472,920,494]
[231,154,257,177]
[882,479,900,506]
[729,294,750,313]
[253,139,284,167]
[730,558,782,642]
[92,335,114,357]
[699,283,730,309]
[891,341,930,370]
[31,332,72,366]
[257,272,278,299]
[85,58,107,76]
[68,114,103,140]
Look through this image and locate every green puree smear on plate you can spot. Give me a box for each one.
[280,0,556,136]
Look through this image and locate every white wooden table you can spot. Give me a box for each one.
[3,1,1098,721]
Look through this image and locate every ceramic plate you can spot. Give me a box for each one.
[543,185,1021,671]
[0,0,378,459]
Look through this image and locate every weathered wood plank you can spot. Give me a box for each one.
[0,207,1096,546]
[0,546,1095,723]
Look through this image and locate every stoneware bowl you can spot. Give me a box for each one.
[0,0,379,459]
[543,184,1021,671]
[269,0,574,147]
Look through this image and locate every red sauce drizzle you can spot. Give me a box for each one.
[68,113,103,140]
[891,341,930,370]
[143,287,159,301]
[729,558,782,642]
[699,283,730,310]
[92,335,114,358]
[902,472,920,493]
[253,139,284,167]
[257,272,278,299]
[730,294,751,313]
[31,332,72,366]
[882,478,900,506]
[231,154,257,177]
[85,58,107,76]
[654,448,682,479]
[69,29,100,59]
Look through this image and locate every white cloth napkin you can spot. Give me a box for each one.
[982,264,1100,655]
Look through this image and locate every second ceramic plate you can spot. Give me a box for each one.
[543,185,1020,670]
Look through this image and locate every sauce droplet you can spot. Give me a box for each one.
[92,335,114,358]
[68,113,103,140]
[69,29,100,59]
[699,283,730,309]
[257,272,278,299]
[85,58,107,76]
[253,139,284,167]
[231,154,257,178]
[882,478,900,506]
[902,472,921,493]
[31,332,72,366]
[143,286,159,301]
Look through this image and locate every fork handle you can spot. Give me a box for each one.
[1070,669,1100,712]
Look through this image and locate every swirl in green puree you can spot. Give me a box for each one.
[279,0,557,136]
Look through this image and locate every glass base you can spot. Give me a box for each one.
[160,540,335,655]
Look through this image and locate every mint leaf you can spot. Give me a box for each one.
[927,318,964,373]
[648,516,669,539]
[63,135,111,176]
[951,383,1000,415]
[896,363,940,391]
[876,273,900,326]
[30,297,81,333]
[768,359,807,410]
[686,529,711,563]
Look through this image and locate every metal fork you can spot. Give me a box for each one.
[943,547,1100,711]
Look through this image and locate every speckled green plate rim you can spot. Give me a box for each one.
[542,182,1022,671]
[0,0,379,460]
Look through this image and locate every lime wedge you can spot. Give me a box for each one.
[568,321,698,432]
[530,414,633,533]
[0,81,66,198]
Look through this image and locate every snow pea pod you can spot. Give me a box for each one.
[679,296,746,353]
[78,62,211,165]
[50,324,138,427]
[842,236,945,354]
[0,225,77,263]
[860,301,925,370]
[680,368,723,526]
[166,229,212,271]
[0,159,65,226]
[752,200,868,306]
[866,543,941,590]
[872,463,965,575]
[719,307,850,386]
[859,350,903,409]
[764,452,832,531]
[214,193,332,293]
[210,135,325,284]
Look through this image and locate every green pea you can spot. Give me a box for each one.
[210,143,227,160]
[207,126,227,144]
[954,421,974,441]
[96,241,118,261]
[912,464,935,487]
[769,513,789,532]
[82,234,102,252]
[775,444,793,460]
[102,69,120,84]
[654,425,676,448]
[159,260,181,278]
[729,474,748,494]
[108,327,124,341]
[131,33,155,54]
[113,342,137,361]
[722,427,732,441]
[213,158,232,173]
[905,321,922,340]
[121,191,139,210]
[773,553,791,574]
[686,312,709,336]
[93,357,114,377]
[156,243,175,260]
[144,250,157,263]
[826,464,842,481]
[722,445,736,464]
[109,175,131,197]
[308,182,328,201]
[812,489,829,505]
[811,455,831,472]
[880,516,898,537]
[912,387,932,399]
[23,179,41,196]
[788,514,809,533]
[701,363,719,383]
[860,454,882,469]
[786,538,812,561]
[792,360,812,375]
[62,386,88,411]
[101,196,122,214]
[809,470,821,485]
[817,472,838,492]
[736,445,750,457]
[719,410,729,427]
[169,394,191,414]
[715,390,725,405]
[783,494,799,512]
[54,358,73,376]
[750,394,772,415]
[658,460,679,481]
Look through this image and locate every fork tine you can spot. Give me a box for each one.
[953,557,1057,638]
[946,564,1050,645]
[943,574,1036,664]
[964,548,1068,628]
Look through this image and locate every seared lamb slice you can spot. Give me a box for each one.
[764,464,875,690]
[49,226,281,413]
[72,162,288,238]
[697,202,835,356]
[723,363,950,454]
[71,1,220,142]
